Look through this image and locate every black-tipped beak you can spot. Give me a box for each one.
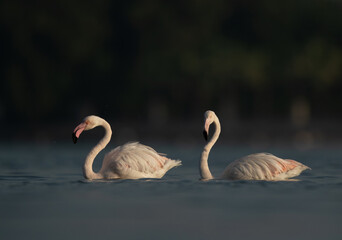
[72,132,78,144]
[203,130,208,141]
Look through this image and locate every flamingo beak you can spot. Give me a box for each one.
[203,119,210,141]
[72,132,78,144]
[72,122,87,144]
[203,130,208,141]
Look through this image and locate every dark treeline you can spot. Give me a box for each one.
[1,1,342,140]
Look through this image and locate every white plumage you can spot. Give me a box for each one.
[101,142,180,179]
[200,110,311,181]
[221,153,310,180]
[72,115,181,180]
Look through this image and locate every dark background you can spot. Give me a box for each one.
[1,0,342,146]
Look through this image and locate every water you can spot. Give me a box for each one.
[0,142,341,240]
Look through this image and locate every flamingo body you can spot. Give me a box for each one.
[221,153,310,180]
[200,110,310,181]
[72,115,181,180]
[100,142,181,179]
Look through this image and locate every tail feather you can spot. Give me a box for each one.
[285,159,311,171]
[164,158,182,170]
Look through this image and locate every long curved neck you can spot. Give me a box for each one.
[83,120,112,180]
[200,117,221,180]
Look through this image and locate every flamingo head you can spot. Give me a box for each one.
[72,115,103,144]
[203,110,216,141]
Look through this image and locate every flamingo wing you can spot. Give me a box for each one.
[221,153,310,180]
[100,142,181,179]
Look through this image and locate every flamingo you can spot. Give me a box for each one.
[72,115,181,180]
[200,110,311,180]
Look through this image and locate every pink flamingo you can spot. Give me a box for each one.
[200,110,311,181]
[72,115,181,180]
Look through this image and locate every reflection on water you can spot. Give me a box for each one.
[0,143,341,240]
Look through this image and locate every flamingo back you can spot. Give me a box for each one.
[221,153,310,180]
[100,142,181,179]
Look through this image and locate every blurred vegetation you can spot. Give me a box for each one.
[1,0,342,126]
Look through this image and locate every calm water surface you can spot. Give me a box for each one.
[0,143,341,240]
